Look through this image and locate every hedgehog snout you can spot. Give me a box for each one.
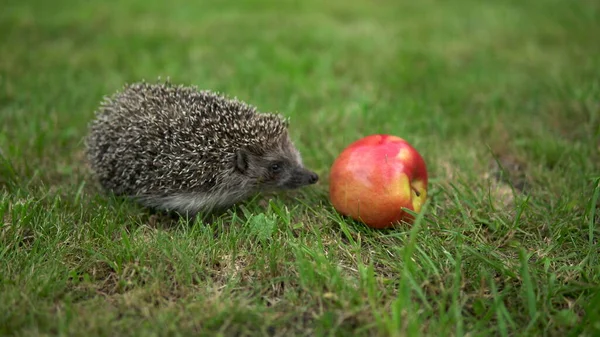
[307,171,319,184]
[282,167,319,189]
[298,168,319,185]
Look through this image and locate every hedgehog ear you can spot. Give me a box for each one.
[235,148,250,174]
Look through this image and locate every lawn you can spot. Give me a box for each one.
[1,0,599,336]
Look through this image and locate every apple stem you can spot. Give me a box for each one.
[412,186,421,197]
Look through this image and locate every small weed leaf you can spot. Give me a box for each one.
[247,213,276,243]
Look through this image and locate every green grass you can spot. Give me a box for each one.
[1,0,599,335]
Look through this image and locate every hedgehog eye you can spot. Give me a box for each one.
[270,163,282,173]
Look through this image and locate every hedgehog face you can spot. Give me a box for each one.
[234,137,318,191]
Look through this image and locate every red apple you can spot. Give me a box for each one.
[329,134,428,229]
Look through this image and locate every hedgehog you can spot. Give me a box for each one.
[85,80,319,217]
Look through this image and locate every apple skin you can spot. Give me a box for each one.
[328,134,428,229]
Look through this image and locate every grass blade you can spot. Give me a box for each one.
[519,248,538,324]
